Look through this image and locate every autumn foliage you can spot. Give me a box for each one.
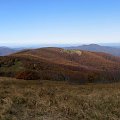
[15,71,40,80]
[0,47,120,83]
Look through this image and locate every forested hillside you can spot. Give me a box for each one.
[0,47,120,83]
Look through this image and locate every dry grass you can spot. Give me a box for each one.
[0,77,120,120]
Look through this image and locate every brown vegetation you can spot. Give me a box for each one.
[0,47,120,83]
[0,77,120,120]
[15,71,40,80]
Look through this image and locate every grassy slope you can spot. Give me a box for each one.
[0,77,120,120]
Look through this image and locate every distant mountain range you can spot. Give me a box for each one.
[0,47,18,56]
[66,44,120,56]
[1,44,120,57]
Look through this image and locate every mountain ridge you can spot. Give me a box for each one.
[0,47,17,56]
[66,44,120,56]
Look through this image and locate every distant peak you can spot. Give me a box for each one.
[0,46,10,49]
[85,44,101,46]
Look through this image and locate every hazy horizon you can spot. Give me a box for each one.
[1,42,120,49]
[0,0,120,47]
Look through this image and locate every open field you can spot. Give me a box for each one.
[0,77,120,120]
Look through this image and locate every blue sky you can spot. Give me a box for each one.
[0,0,120,47]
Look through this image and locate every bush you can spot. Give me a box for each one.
[15,71,40,80]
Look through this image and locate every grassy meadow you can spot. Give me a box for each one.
[0,77,120,120]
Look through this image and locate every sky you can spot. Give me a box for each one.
[0,0,120,47]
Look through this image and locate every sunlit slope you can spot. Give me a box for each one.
[0,47,120,83]
[12,47,120,70]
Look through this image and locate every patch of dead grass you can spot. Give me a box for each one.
[0,77,120,120]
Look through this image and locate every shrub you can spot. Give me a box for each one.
[15,71,40,80]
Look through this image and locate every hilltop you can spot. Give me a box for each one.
[0,47,120,83]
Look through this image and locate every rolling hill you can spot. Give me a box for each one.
[66,44,120,56]
[0,47,17,56]
[0,47,120,83]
